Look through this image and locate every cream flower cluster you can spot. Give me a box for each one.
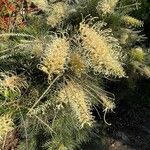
[121,15,143,27]
[97,0,119,15]
[79,20,125,78]
[69,52,86,77]
[57,81,93,128]
[100,95,116,111]
[0,114,14,141]
[47,2,68,27]
[39,37,69,79]
[0,72,28,94]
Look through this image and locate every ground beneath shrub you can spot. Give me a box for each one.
[103,78,150,150]
[84,109,150,150]
[106,114,150,150]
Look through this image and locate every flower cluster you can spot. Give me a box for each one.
[47,2,69,27]
[121,15,143,27]
[39,37,69,79]
[69,52,86,77]
[100,95,116,111]
[130,47,145,62]
[31,40,44,57]
[97,0,119,15]
[79,20,125,78]
[0,72,28,95]
[29,0,48,10]
[0,114,14,141]
[57,81,94,128]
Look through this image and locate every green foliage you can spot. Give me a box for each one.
[0,0,150,149]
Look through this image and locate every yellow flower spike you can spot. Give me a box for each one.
[130,47,145,62]
[70,52,86,77]
[47,2,69,27]
[79,19,125,78]
[0,114,14,141]
[57,81,94,128]
[39,37,69,79]
[97,0,119,15]
[121,15,143,27]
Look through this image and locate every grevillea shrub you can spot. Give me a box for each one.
[0,0,149,149]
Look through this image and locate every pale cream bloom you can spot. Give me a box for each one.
[100,95,116,111]
[39,37,69,79]
[119,28,145,45]
[121,15,143,27]
[0,73,28,94]
[97,0,119,15]
[130,47,145,62]
[58,144,68,150]
[31,41,44,57]
[70,52,86,77]
[0,114,14,141]
[79,20,125,78]
[119,32,129,44]
[132,61,150,78]
[57,81,94,128]
[47,2,69,27]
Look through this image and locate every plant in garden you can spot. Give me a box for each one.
[0,0,149,149]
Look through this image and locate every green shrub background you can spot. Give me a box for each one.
[0,0,150,149]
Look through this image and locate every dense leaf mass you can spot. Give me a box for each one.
[0,0,149,149]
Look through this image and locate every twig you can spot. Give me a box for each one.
[28,75,60,113]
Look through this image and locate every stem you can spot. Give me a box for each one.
[28,75,60,113]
